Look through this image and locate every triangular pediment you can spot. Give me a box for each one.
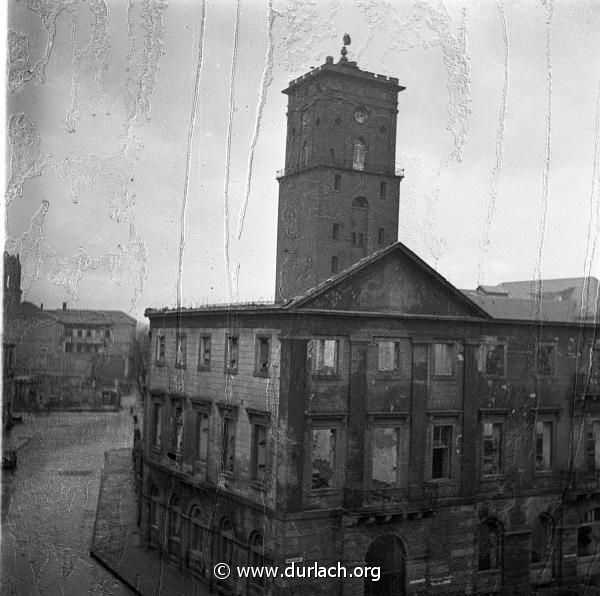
[288,243,489,318]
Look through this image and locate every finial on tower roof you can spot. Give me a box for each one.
[340,33,351,62]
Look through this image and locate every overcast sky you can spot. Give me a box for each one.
[5,0,600,321]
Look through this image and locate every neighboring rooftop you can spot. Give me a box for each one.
[22,302,136,326]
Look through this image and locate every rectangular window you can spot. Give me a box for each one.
[221,416,236,473]
[311,428,337,489]
[77,329,83,337]
[482,422,502,476]
[195,410,209,463]
[332,223,339,240]
[485,344,506,377]
[255,336,271,376]
[331,256,338,274]
[334,174,341,191]
[86,329,92,338]
[433,343,454,376]
[175,333,187,368]
[65,342,73,353]
[252,423,268,482]
[372,427,399,487]
[380,181,387,199]
[537,345,556,376]
[378,228,385,245]
[352,232,357,245]
[358,232,365,247]
[378,341,400,372]
[225,335,239,375]
[152,402,162,449]
[432,425,452,479]
[155,335,166,365]
[313,339,339,376]
[535,420,553,471]
[586,421,600,472]
[198,335,211,370]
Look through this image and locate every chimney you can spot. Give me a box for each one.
[40,303,43,311]
[62,302,67,311]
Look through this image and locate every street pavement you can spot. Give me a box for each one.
[90,448,211,596]
[1,396,138,595]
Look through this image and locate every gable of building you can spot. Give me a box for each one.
[287,242,490,318]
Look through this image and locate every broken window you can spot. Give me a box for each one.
[175,333,187,368]
[378,341,400,372]
[252,423,268,483]
[479,518,502,570]
[155,335,165,365]
[352,139,366,171]
[225,335,239,374]
[485,344,506,377]
[311,428,337,489]
[195,410,209,463]
[535,420,553,471]
[433,343,454,376]
[537,344,556,376]
[198,335,211,370]
[255,336,271,375]
[432,425,452,479]
[372,427,399,487]
[152,402,162,449]
[313,339,339,376]
[586,421,600,472]
[221,415,236,473]
[482,422,502,476]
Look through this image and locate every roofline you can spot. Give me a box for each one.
[286,242,492,319]
[43,310,137,325]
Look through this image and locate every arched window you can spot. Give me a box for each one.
[188,506,207,577]
[248,533,267,592]
[301,141,309,167]
[351,197,369,250]
[478,518,502,571]
[219,518,235,566]
[353,139,366,171]
[149,485,161,547]
[168,494,181,558]
[531,514,554,563]
[364,535,405,596]
[578,507,600,557]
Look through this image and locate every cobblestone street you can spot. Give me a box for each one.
[1,396,139,595]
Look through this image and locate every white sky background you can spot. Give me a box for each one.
[5,0,600,321]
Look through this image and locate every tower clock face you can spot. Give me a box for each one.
[354,108,367,124]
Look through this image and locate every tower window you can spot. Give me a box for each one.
[331,256,339,274]
[380,182,387,199]
[352,233,364,247]
[352,139,366,171]
[301,141,309,167]
[332,223,339,240]
[334,174,341,191]
[378,228,385,245]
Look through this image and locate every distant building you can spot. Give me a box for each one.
[3,252,22,434]
[13,302,136,410]
[139,46,600,595]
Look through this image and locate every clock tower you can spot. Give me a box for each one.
[275,40,405,301]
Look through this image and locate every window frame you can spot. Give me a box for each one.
[481,420,504,478]
[311,338,341,379]
[198,334,212,371]
[254,335,271,378]
[151,399,163,452]
[534,417,555,474]
[430,421,455,481]
[224,334,239,375]
[310,425,339,491]
[218,405,238,476]
[478,518,503,572]
[482,342,507,378]
[369,421,405,489]
[432,342,456,378]
[248,410,270,486]
[175,332,187,369]
[536,343,557,377]
[193,401,211,469]
[155,333,166,367]
[332,223,340,240]
[376,339,401,374]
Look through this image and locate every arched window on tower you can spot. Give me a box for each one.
[351,197,369,250]
[301,141,310,167]
[352,139,366,171]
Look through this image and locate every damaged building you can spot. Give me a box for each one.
[139,49,600,595]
